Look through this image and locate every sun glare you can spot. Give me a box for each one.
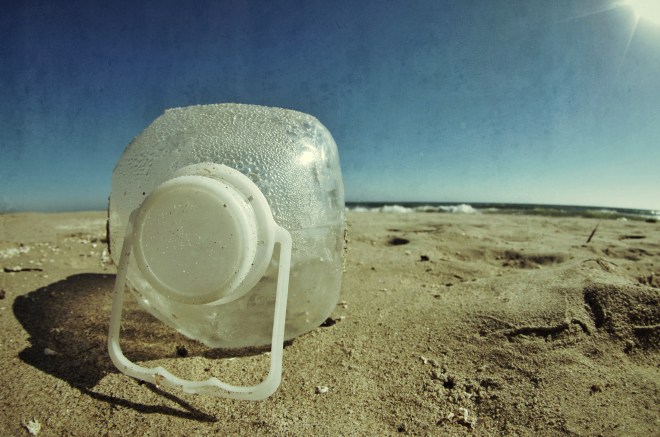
[626,0,660,25]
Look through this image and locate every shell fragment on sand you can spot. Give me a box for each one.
[22,419,41,436]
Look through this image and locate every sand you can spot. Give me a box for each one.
[1,211,658,436]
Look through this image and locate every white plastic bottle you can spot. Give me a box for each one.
[107,104,344,399]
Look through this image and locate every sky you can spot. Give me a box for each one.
[1,0,659,212]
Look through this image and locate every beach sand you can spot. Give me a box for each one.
[1,211,658,436]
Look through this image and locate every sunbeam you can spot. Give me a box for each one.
[558,1,658,77]
[625,0,660,25]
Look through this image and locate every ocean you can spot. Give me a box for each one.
[345,202,659,222]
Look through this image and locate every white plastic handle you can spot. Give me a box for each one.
[108,209,292,400]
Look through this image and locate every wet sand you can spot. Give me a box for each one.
[1,211,658,435]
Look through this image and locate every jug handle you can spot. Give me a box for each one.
[108,209,292,400]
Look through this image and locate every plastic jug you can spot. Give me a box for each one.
[107,103,344,399]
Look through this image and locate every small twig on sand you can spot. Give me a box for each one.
[586,221,600,244]
[3,266,44,273]
[632,324,660,334]
[619,235,646,240]
[582,258,618,273]
[506,319,591,339]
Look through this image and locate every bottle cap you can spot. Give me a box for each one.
[132,164,275,305]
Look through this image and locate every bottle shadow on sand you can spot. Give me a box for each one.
[13,273,287,422]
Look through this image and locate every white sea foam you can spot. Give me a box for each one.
[380,205,414,213]
[346,203,479,214]
[345,203,658,219]
[438,204,478,214]
[348,206,371,212]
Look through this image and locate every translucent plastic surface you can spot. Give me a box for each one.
[110,104,344,347]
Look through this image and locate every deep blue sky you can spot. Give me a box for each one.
[1,0,659,212]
